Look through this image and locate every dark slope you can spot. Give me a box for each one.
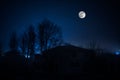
[34,45,96,79]
[33,45,120,80]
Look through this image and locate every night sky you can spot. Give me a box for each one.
[0,0,120,52]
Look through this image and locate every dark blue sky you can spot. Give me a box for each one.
[0,0,120,52]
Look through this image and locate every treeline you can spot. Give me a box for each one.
[0,19,63,57]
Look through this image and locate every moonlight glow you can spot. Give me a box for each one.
[115,50,120,55]
[78,11,86,19]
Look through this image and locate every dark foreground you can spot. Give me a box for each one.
[0,46,120,80]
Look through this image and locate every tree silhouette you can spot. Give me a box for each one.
[9,32,18,51]
[88,40,97,50]
[38,19,63,53]
[88,40,104,55]
[27,25,36,57]
[20,32,28,56]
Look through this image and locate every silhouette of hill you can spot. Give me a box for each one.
[32,45,95,79]
[33,45,120,80]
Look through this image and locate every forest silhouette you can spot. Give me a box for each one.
[0,19,120,80]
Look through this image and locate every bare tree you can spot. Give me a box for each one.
[9,32,18,51]
[88,40,104,54]
[88,40,98,50]
[20,32,28,56]
[38,19,63,53]
[27,25,36,56]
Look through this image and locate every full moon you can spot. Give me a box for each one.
[78,11,86,19]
